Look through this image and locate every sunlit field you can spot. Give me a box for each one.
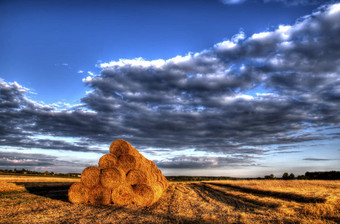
[1,175,339,223]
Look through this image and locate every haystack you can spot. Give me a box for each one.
[68,139,168,206]
[100,167,125,189]
[111,183,134,205]
[98,153,117,169]
[68,182,89,203]
[81,166,100,188]
[89,184,111,205]
[126,169,148,185]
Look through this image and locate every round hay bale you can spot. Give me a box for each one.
[100,168,125,189]
[68,182,89,204]
[88,184,111,205]
[98,153,117,169]
[147,171,158,183]
[132,184,154,206]
[152,181,164,203]
[81,166,100,188]
[110,139,138,156]
[126,169,148,185]
[117,154,140,174]
[111,183,134,206]
[158,179,168,191]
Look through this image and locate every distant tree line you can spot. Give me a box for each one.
[165,176,238,182]
[0,168,80,178]
[304,171,340,180]
[263,171,340,180]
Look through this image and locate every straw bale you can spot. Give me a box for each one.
[110,139,139,156]
[158,179,168,191]
[100,168,125,189]
[98,153,117,169]
[147,171,158,183]
[117,154,147,173]
[126,169,148,185]
[68,182,89,204]
[88,184,111,205]
[151,181,164,203]
[132,183,164,206]
[132,184,154,206]
[81,166,100,188]
[153,172,163,182]
[111,183,134,205]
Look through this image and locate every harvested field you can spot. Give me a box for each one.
[1,175,340,223]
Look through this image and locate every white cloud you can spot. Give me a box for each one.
[222,94,254,104]
[82,76,92,83]
[214,40,237,49]
[328,3,340,16]
[87,71,95,76]
[251,31,271,39]
[232,31,246,42]
[100,57,166,69]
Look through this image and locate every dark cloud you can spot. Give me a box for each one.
[0,80,109,153]
[1,3,340,169]
[276,150,302,154]
[0,151,88,172]
[156,155,256,169]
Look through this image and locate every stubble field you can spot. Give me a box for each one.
[0,175,339,223]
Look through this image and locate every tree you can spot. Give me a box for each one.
[265,174,275,179]
[282,172,289,180]
[289,173,295,179]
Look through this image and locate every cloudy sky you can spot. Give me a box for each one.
[1,0,340,177]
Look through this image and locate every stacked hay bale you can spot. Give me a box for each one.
[68,139,168,206]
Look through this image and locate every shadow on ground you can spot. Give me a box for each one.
[12,182,74,202]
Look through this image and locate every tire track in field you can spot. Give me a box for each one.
[208,182,326,203]
[204,183,280,209]
[163,183,212,223]
[191,182,278,212]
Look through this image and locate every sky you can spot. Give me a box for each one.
[0,0,340,177]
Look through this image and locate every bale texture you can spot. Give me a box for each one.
[100,167,125,189]
[117,154,138,173]
[98,153,117,169]
[126,169,148,185]
[132,184,154,206]
[111,184,134,205]
[81,166,100,188]
[89,184,111,205]
[68,182,89,203]
[110,139,139,156]
[151,182,164,203]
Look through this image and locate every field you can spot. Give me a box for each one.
[0,175,339,223]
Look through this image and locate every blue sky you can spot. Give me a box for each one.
[1,0,339,177]
[0,0,318,103]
